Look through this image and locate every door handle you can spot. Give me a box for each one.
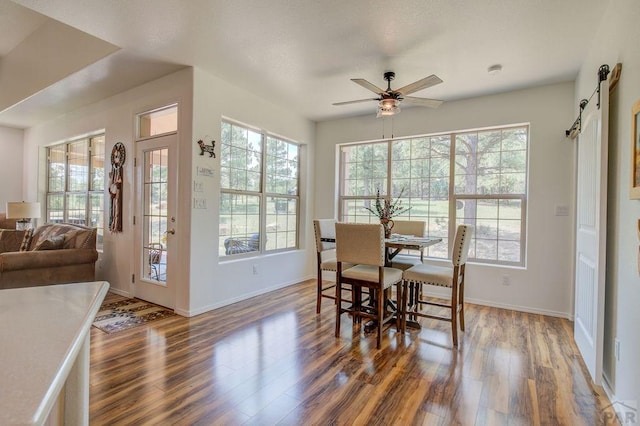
[167,228,175,235]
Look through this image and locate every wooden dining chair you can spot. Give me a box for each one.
[313,219,354,313]
[335,223,404,349]
[401,224,473,347]
[389,219,426,270]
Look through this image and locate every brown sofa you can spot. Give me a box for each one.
[0,213,17,229]
[0,222,98,290]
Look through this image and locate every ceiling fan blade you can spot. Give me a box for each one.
[402,96,444,108]
[395,75,443,95]
[332,98,379,106]
[351,79,385,95]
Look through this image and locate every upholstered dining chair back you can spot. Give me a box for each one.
[314,218,355,314]
[388,220,427,268]
[391,220,426,237]
[451,224,473,266]
[335,223,385,266]
[313,219,337,253]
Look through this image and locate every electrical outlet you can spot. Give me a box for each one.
[502,274,510,286]
[615,338,621,362]
[252,264,258,275]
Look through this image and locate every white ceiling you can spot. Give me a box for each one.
[1,0,611,128]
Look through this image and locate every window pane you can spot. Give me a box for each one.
[90,135,105,190]
[221,122,262,192]
[47,194,64,223]
[219,193,261,256]
[68,140,89,191]
[455,196,523,264]
[341,143,388,196]
[265,196,297,250]
[139,105,178,138]
[455,127,528,196]
[266,137,299,195]
[449,126,527,264]
[48,145,66,192]
[66,193,87,225]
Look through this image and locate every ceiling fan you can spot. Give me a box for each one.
[333,71,444,117]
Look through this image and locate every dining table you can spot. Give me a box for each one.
[383,234,442,266]
[320,233,441,263]
[322,233,442,330]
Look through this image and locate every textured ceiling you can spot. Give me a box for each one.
[1,0,612,128]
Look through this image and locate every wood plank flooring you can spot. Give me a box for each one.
[89,279,617,425]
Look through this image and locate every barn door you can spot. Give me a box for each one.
[573,77,608,385]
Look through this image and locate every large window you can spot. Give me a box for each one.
[47,135,105,248]
[339,124,528,266]
[219,121,300,257]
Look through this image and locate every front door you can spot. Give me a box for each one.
[134,133,177,309]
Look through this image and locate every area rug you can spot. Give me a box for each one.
[92,298,176,334]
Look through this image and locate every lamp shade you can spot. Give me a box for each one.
[6,201,41,219]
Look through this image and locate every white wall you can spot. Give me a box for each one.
[576,0,640,404]
[22,69,194,309]
[19,65,317,318]
[316,82,576,317]
[185,68,316,315]
[0,126,24,209]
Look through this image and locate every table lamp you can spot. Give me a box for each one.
[6,201,41,230]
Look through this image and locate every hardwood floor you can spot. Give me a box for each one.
[90,279,616,425]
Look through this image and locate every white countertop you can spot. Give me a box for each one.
[0,281,109,425]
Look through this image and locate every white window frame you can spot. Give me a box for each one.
[338,124,529,267]
[219,119,301,258]
[45,133,105,249]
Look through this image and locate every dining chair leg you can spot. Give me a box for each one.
[451,280,458,347]
[354,286,362,324]
[335,278,342,339]
[410,282,419,321]
[459,278,465,332]
[396,281,402,333]
[401,281,408,334]
[316,270,322,314]
[376,286,384,349]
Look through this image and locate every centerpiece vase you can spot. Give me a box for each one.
[380,218,394,238]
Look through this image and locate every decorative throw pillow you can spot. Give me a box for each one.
[20,228,34,252]
[33,234,65,251]
[63,230,85,249]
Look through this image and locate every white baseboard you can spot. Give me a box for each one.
[181,275,315,317]
[422,290,573,320]
[108,287,131,298]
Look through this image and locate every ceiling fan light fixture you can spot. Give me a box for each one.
[376,98,401,117]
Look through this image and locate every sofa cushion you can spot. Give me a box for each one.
[0,229,26,253]
[33,235,65,251]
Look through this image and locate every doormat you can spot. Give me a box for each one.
[92,298,176,334]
